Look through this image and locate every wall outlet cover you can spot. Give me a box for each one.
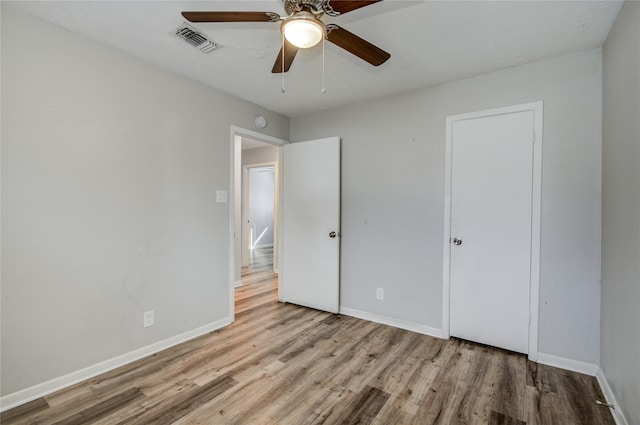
[143,310,154,328]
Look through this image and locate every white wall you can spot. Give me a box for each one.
[291,50,603,366]
[601,2,640,424]
[0,6,289,398]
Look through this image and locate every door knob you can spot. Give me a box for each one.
[452,237,462,246]
[329,231,337,238]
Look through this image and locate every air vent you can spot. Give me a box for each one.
[175,24,217,53]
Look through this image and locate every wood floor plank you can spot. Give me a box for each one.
[492,349,527,422]
[189,309,331,387]
[488,410,527,425]
[44,381,94,408]
[525,385,543,425]
[322,385,390,425]
[50,388,144,425]
[0,398,49,424]
[113,375,237,425]
[174,361,321,424]
[271,380,351,425]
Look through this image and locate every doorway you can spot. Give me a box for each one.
[230,126,286,318]
[242,163,277,276]
[442,102,543,360]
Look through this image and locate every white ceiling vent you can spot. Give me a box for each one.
[175,24,217,53]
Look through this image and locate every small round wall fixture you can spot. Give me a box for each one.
[255,115,267,129]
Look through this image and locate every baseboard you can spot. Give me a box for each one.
[339,307,443,339]
[596,368,630,425]
[537,352,599,376]
[0,316,232,412]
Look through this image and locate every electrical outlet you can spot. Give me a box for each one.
[143,310,154,328]
[376,288,384,300]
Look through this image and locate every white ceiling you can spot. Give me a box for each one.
[5,1,622,117]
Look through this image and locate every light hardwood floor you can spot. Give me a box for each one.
[2,251,615,424]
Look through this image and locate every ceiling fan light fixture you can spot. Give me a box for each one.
[281,12,325,49]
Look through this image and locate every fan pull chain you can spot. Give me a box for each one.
[281,32,286,94]
[321,36,326,94]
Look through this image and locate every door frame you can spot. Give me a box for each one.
[442,101,543,361]
[242,161,278,270]
[229,125,287,321]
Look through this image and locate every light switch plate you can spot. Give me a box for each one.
[216,190,228,203]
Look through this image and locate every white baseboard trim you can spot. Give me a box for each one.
[537,352,599,376]
[0,316,232,412]
[596,368,630,425]
[339,307,443,339]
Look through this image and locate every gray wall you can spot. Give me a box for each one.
[291,50,603,365]
[1,6,288,396]
[242,145,279,165]
[601,2,640,424]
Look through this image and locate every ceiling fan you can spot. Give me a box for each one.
[181,0,391,73]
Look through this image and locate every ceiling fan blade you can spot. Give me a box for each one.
[324,0,382,15]
[272,40,299,73]
[326,25,390,66]
[181,11,280,23]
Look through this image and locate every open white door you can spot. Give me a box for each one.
[281,137,340,313]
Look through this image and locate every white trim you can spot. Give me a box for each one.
[529,102,543,362]
[442,101,543,362]
[340,307,443,339]
[229,126,287,320]
[230,126,289,147]
[0,317,231,412]
[596,368,630,425]
[537,352,599,376]
[442,113,453,339]
[242,166,250,267]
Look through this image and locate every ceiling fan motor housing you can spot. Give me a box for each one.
[284,0,330,16]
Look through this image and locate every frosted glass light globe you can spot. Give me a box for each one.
[282,13,325,49]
